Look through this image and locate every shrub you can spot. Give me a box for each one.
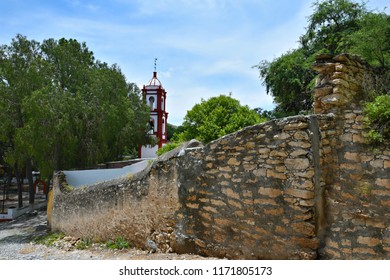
[76,237,92,250]
[364,94,390,143]
[156,141,182,156]
[33,232,65,246]
[106,237,130,250]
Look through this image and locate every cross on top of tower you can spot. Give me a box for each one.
[148,58,162,87]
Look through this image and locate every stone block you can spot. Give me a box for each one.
[258,148,271,154]
[340,163,362,171]
[291,237,320,249]
[293,170,315,178]
[227,157,240,166]
[372,189,390,196]
[199,211,212,221]
[228,199,242,209]
[352,247,376,255]
[243,163,256,171]
[294,131,309,140]
[267,169,287,180]
[186,203,199,209]
[266,159,282,165]
[218,166,232,172]
[222,188,240,200]
[203,206,218,213]
[284,122,308,130]
[285,188,314,199]
[264,208,284,215]
[253,168,266,177]
[258,187,282,198]
[276,165,287,173]
[273,132,290,140]
[245,142,256,149]
[324,247,342,258]
[285,158,310,170]
[340,133,353,142]
[344,152,360,162]
[365,219,386,228]
[234,210,245,217]
[254,198,278,206]
[210,199,226,207]
[352,134,366,143]
[341,239,352,247]
[376,178,390,188]
[215,218,232,227]
[270,150,288,158]
[370,160,384,169]
[288,141,312,148]
[357,236,381,247]
[290,179,313,190]
[298,199,315,207]
[291,222,315,237]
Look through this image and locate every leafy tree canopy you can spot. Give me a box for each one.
[0,35,150,178]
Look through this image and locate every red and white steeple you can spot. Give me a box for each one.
[138,60,168,158]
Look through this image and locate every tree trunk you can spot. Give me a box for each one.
[14,162,23,208]
[26,159,35,210]
[6,167,11,200]
[45,177,51,201]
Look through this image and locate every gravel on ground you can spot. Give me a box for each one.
[0,208,215,260]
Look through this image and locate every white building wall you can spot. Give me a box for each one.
[140,145,158,158]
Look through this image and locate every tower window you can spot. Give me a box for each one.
[148,96,155,109]
[148,119,155,133]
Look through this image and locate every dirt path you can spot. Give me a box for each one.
[0,209,215,260]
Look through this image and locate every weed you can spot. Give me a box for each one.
[106,237,130,250]
[33,232,65,246]
[76,237,92,250]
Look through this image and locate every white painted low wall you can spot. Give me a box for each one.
[63,160,150,188]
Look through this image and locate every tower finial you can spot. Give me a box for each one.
[154,58,158,72]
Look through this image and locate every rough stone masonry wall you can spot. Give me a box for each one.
[313,54,390,259]
[50,54,389,259]
[173,114,335,259]
[50,157,181,252]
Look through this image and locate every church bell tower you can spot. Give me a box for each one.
[138,59,168,158]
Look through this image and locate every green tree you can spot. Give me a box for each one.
[348,12,390,68]
[255,48,315,116]
[175,95,265,143]
[0,34,45,207]
[255,0,390,115]
[300,0,366,55]
[1,35,150,194]
[18,39,150,177]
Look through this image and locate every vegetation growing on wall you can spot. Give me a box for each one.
[364,94,390,143]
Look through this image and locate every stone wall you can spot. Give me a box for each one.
[173,114,337,259]
[50,158,180,252]
[49,54,389,259]
[313,54,390,259]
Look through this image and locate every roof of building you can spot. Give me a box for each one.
[147,71,163,87]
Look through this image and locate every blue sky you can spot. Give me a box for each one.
[0,0,388,125]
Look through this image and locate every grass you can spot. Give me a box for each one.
[33,232,65,246]
[76,237,92,250]
[105,237,130,250]
[34,232,131,251]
